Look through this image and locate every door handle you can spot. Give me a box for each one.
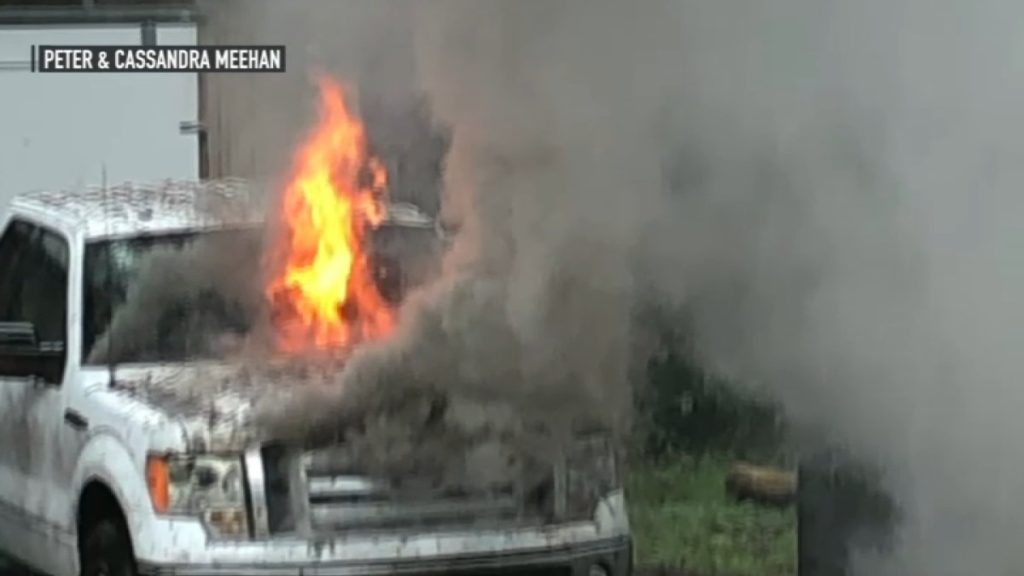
[64,409,88,431]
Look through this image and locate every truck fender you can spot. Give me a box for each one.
[69,431,154,540]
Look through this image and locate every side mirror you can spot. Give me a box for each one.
[0,321,66,385]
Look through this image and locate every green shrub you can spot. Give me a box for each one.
[633,312,784,461]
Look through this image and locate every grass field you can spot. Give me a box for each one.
[627,456,797,576]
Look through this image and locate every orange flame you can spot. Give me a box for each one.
[267,77,394,352]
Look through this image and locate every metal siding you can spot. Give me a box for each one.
[198,0,309,184]
[0,2,198,25]
[0,23,199,207]
[197,0,445,216]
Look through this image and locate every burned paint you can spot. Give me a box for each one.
[104,360,352,452]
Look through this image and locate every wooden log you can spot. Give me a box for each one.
[725,461,797,507]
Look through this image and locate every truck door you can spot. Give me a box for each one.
[0,217,76,576]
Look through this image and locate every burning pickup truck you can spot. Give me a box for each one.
[0,177,631,576]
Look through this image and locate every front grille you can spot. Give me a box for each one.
[258,444,555,535]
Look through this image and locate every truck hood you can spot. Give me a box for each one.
[107,361,318,452]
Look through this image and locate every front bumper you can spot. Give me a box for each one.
[134,491,632,576]
[137,535,632,576]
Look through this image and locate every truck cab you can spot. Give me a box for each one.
[0,179,632,576]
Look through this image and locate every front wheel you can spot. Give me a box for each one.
[80,518,136,576]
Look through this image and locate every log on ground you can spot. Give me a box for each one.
[725,461,796,507]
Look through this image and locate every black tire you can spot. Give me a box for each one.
[80,518,136,576]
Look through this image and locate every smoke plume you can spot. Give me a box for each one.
[218,0,1024,573]
[639,3,1024,574]
[88,227,268,364]
[251,0,650,494]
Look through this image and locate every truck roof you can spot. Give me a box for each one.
[9,178,435,240]
[10,178,264,240]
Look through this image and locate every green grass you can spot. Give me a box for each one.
[627,456,797,576]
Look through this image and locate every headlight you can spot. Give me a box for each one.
[146,453,248,538]
[563,433,620,520]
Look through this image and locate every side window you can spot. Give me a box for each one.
[0,221,34,323]
[0,219,70,379]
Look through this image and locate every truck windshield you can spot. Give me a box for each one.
[369,224,443,304]
[82,227,264,365]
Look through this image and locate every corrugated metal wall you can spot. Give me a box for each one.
[198,0,446,215]
[198,0,306,184]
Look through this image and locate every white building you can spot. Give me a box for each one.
[0,0,446,215]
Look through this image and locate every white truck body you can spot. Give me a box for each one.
[0,180,632,576]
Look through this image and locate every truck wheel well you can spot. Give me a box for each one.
[77,481,132,553]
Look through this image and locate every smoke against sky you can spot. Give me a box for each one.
[219,1,1024,573]
[646,3,1024,573]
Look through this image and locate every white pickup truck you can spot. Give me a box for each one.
[0,179,632,576]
